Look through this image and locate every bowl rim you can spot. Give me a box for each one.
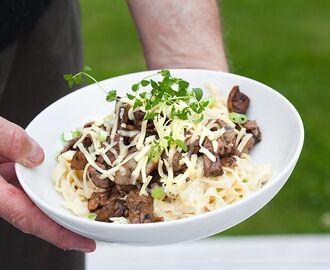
[15,68,304,230]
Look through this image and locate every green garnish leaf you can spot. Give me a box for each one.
[133,98,143,109]
[132,83,139,92]
[63,74,73,81]
[144,111,159,121]
[64,74,74,88]
[106,90,117,102]
[190,102,198,113]
[139,92,147,99]
[73,75,83,84]
[64,67,117,103]
[98,130,108,142]
[243,178,248,183]
[193,88,203,102]
[229,112,248,125]
[148,144,161,162]
[151,187,166,200]
[87,213,97,220]
[204,96,216,107]
[158,69,170,78]
[71,130,81,139]
[175,139,188,152]
[238,114,248,125]
[150,79,158,88]
[83,66,92,72]
[178,80,189,89]
[141,80,150,87]
[192,114,204,123]
[127,93,135,100]
[60,132,71,144]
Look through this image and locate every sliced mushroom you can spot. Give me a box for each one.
[227,85,250,114]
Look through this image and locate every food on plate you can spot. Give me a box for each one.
[52,69,271,224]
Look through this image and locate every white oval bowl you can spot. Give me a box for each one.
[15,69,304,244]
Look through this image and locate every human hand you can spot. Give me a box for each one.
[0,117,96,252]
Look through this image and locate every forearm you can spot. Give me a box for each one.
[128,0,228,71]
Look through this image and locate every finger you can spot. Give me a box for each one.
[0,117,44,167]
[0,154,9,164]
[0,162,16,181]
[0,177,96,252]
[5,176,23,189]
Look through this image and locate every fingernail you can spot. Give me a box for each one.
[75,244,95,253]
[77,247,94,253]
[27,138,44,164]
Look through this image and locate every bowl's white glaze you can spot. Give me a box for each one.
[16,69,304,244]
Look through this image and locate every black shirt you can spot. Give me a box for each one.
[0,0,52,51]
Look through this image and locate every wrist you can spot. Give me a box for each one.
[146,52,229,73]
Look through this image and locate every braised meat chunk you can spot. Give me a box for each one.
[203,154,223,177]
[172,151,187,173]
[220,156,236,168]
[114,154,138,185]
[88,189,116,212]
[70,150,88,170]
[244,120,262,142]
[240,120,262,154]
[88,165,113,189]
[203,138,223,177]
[96,199,127,222]
[188,139,200,155]
[227,85,250,114]
[126,190,156,223]
[60,138,78,154]
[217,129,236,157]
[241,137,256,154]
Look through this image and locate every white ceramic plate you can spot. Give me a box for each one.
[15,69,304,244]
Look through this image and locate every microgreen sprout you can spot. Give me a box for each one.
[64,68,208,154]
[125,70,209,122]
[64,66,117,102]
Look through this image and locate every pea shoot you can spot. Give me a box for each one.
[64,68,209,122]
[64,68,209,154]
[64,66,117,102]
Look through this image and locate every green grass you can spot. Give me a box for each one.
[80,0,330,234]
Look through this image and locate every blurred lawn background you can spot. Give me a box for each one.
[80,0,330,234]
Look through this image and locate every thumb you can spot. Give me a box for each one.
[0,117,44,167]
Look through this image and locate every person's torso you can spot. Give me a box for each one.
[0,0,53,51]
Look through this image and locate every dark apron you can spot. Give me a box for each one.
[0,0,84,269]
